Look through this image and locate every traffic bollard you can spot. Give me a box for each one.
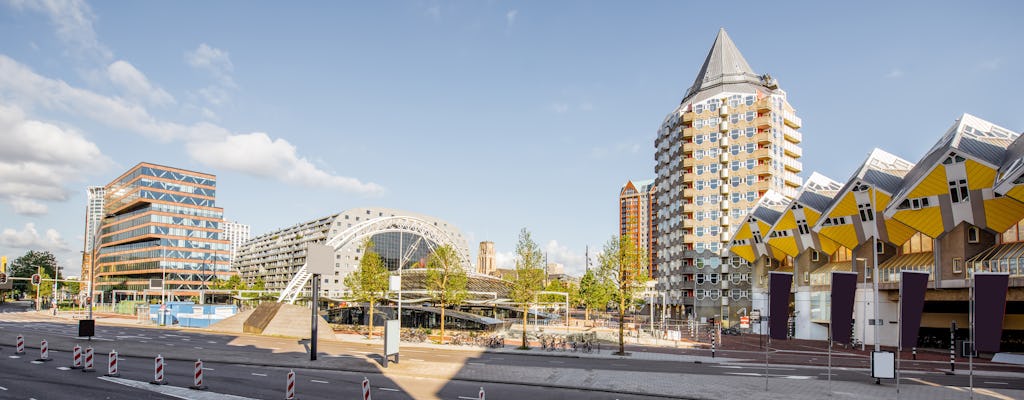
[150,354,167,385]
[15,335,24,354]
[106,350,120,377]
[82,347,95,372]
[37,340,51,362]
[285,370,297,400]
[361,376,371,400]
[190,359,208,390]
[71,345,83,369]
[479,387,485,400]
[912,347,917,360]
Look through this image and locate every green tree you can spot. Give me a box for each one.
[578,268,612,321]
[251,277,266,291]
[214,275,243,290]
[426,244,468,344]
[342,239,389,336]
[508,228,545,349]
[598,234,649,356]
[9,251,58,296]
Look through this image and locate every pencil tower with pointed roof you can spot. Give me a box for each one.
[653,28,804,323]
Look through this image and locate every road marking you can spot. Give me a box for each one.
[984,382,1008,385]
[908,378,940,387]
[251,373,267,377]
[310,380,329,384]
[458,397,477,400]
[31,361,44,364]
[0,386,6,390]
[8,356,20,359]
[379,388,400,392]
[207,341,217,344]
[100,376,259,400]
[57,367,71,371]
[975,388,1015,400]
[945,386,964,392]
[468,362,486,366]
[203,367,215,371]
[712,365,745,369]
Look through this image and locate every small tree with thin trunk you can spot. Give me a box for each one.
[426,244,468,345]
[578,267,612,321]
[508,228,545,349]
[598,234,649,356]
[343,239,389,337]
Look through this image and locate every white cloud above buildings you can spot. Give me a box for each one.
[185,43,237,106]
[187,133,385,194]
[106,60,175,106]
[7,0,112,63]
[0,223,70,252]
[0,104,111,214]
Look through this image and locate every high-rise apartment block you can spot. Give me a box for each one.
[653,29,803,322]
[619,179,656,278]
[90,163,231,300]
[80,186,106,294]
[222,220,251,265]
[478,241,496,276]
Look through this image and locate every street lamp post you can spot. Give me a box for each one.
[855,257,867,351]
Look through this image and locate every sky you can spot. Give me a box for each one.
[1,1,1022,278]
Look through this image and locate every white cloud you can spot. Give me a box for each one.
[0,223,70,251]
[550,103,569,114]
[10,197,48,216]
[107,60,175,106]
[0,44,379,194]
[495,251,517,269]
[0,104,112,212]
[7,0,112,62]
[544,240,586,276]
[885,68,904,79]
[198,86,230,106]
[506,9,518,26]
[185,43,234,83]
[186,133,385,195]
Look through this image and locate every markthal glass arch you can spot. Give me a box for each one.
[234,207,471,298]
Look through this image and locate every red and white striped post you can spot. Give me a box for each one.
[190,359,208,390]
[82,347,95,372]
[285,370,297,400]
[479,387,485,400]
[71,345,83,369]
[106,350,120,377]
[150,354,167,385]
[15,335,24,354]
[361,377,371,400]
[37,339,51,362]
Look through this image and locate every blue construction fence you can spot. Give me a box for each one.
[149,302,238,328]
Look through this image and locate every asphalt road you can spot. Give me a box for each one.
[0,301,1020,399]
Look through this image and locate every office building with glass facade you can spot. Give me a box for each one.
[91,163,231,300]
[653,29,804,323]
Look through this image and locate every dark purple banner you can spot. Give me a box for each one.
[769,272,792,340]
[899,271,929,349]
[975,273,1010,353]
[830,272,858,344]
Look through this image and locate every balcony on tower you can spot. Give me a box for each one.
[782,126,802,143]
[782,141,802,157]
[782,156,802,172]
[783,112,802,129]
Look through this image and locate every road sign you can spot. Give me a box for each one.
[740,316,750,329]
[31,273,41,285]
[750,309,761,322]
[0,272,7,284]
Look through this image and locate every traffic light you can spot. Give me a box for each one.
[31,274,40,286]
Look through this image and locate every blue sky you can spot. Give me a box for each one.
[1,1,1022,277]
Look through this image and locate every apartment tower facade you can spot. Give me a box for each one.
[80,186,106,295]
[221,220,251,266]
[619,179,657,278]
[654,29,804,323]
[91,163,231,300]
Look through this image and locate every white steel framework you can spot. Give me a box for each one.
[277,216,472,303]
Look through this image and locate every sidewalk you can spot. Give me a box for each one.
[8,311,1023,400]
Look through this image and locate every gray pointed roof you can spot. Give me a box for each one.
[794,172,843,212]
[889,114,1018,206]
[682,28,766,103]
[749,190,791,225]
[994,133,1024,193]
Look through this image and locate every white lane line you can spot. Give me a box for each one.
[57,367,71,371]
[251,373,268,377]
[984,382,1008,385]
[310,380,329,384]
[379,388,400,392]
[30,361,44,364]
[99,376,259,400]
[458,396,477,400]
[712,365,745,369]
[8,356,20,359]
[0,385,6,390]
[203,367,215,371]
